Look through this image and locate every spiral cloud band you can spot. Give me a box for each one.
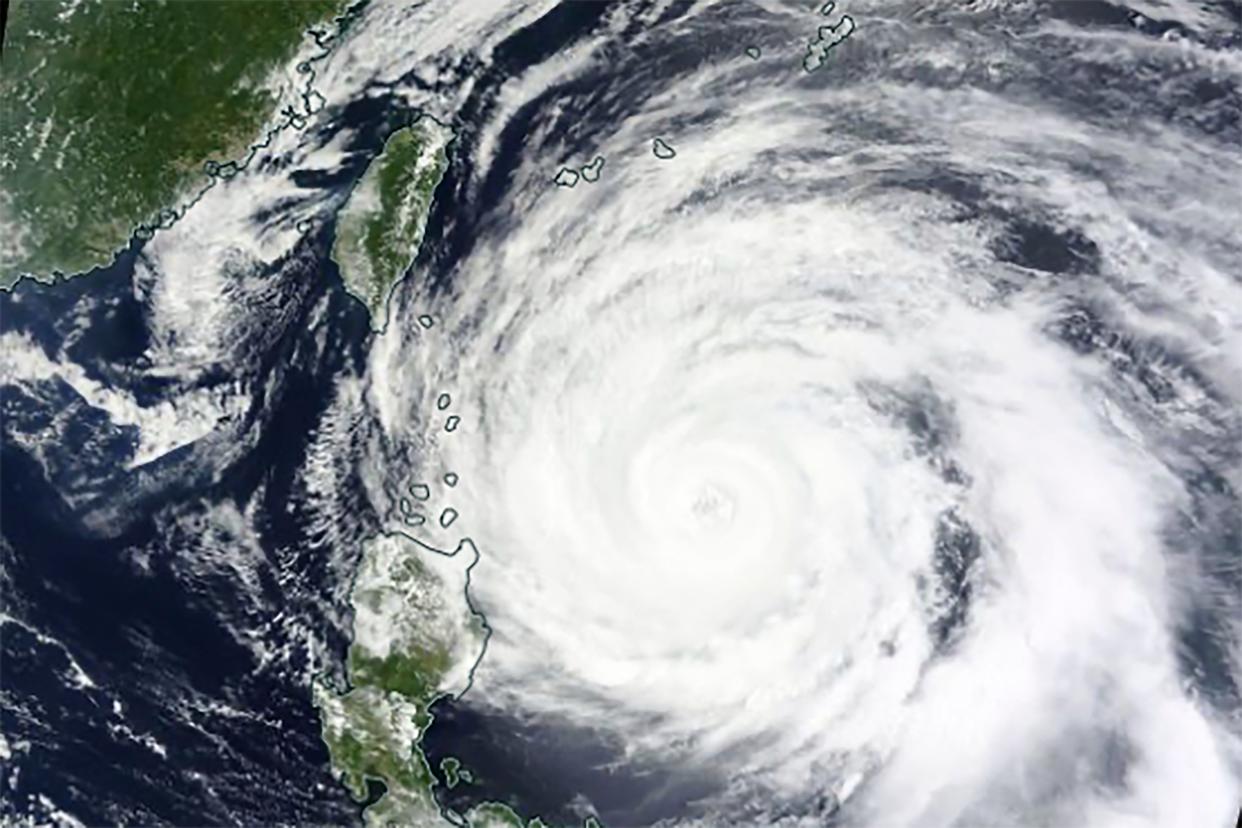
[365,2,1242,825]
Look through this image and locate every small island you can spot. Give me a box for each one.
[804,13,856,72]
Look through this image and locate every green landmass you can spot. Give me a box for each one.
[441,757,463,790]
[466,803,542,828]
[330,117,452,330]
[1,0,349,285]
[316,685,441,822]
[315,533,486,826]
[316,532,605,828]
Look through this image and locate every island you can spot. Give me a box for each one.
[330,118,453,331]
[315,530,609,827]
[314,532,487,826]
[803,12,857,72]
[652,138,677,160]
[579,156,605,183]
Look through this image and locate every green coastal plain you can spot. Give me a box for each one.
[0,0,347,285]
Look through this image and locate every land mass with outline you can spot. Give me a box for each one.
[329,117,453,330]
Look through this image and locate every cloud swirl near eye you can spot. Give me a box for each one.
[366,2,1242,825]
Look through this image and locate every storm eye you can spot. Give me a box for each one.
[689,483,736,524]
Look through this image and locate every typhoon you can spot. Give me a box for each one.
[2,0,1241,827]
[361,1,1242,826]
